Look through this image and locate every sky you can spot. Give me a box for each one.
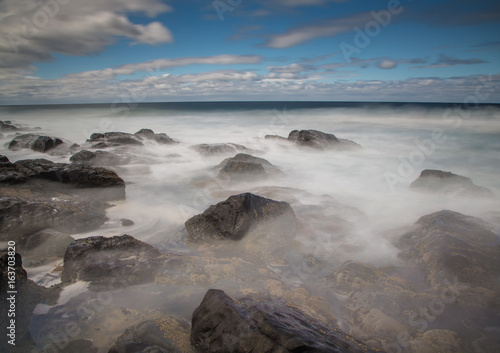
[0,0,499,104]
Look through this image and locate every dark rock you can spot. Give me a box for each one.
[135,129,177,144]
[287,129,361,150]
[61,234,169,285]
[217,161,266,181]
[88,132,143,147]
[191,289,380,353]
[0,155,10,166]
[191,143,251,156]
[8,134,64,153]
[121,218,134,227]
[410,169,493,196]
[0,196,108,240]
[264,134,288,141]
[0,252,59,351]
[70,150,129,166]
[216,153,281,175]
[60,339,98,353]
[1,159,126,200]
[108,318,191,353]
[398,210,500,288]
[0,120,18,131]
[185,193,296,242]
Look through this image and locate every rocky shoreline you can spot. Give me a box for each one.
[1,120,499,353]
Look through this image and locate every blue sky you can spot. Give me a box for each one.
[0,0,499,104]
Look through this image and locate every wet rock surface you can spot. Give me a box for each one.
[70,149,130,166]
[88,132,144,147]
[61,234,169,286]
[0,158,125,200]
[8,134,66,153]
[108,317,191,353]
[191,289,381,353]
[288,129,361,150]
[185,193,296,242]
[190,143,252,156]
[135,128,177,144]
[410,169,493,196]
[216,153,281,181]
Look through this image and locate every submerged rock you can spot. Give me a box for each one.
[16,229,74,263]
[288,129,361,150]
[8,133,64,153]
[185,193,296,242]
[61,234,169,285]
[410,169,493,196]
[88,132,143,147]
[191,289,380,353]
[191,143,251,156]
[108,317,191,353]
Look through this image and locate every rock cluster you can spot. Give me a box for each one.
[410,169,493,196]
[266,129,361,150]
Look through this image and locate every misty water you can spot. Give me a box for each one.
[1,102,500,352]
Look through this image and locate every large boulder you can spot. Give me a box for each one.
[398,210,500,288]
[8,134,64,153]
[287,129,361,150]
[0,158,125,200]
[185,193,296,242]
[191,289,380,353]
[61,234,169,286]
[190,143,251,156]
[108,317,191,353]
[410,169,493,197]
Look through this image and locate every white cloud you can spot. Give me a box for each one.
[0,0,173,69]
[378,60,397,69]
[263,12,373,48]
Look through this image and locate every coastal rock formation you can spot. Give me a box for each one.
[0,158,125,200]
[398,210,500,289]
[134,128,177,144]
[61,234,169,285]
[191,143,251,156]
[0,120,19,132]
[191,289,381,353]
[288,129,361,150]
[70,149,130,166]
[216,153,281,181]
[410,169,493,196]
[88,132,143,147]
[185,193,296,242]
[108,317,191,353]
[8,133,64,153]
[16,229,74,265]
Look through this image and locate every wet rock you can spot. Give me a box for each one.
[0,158,125,200]
[185,193,296,242]
[88,132,143,147]
[217,161,266,181]
[410,169,493,196]
[190,143,251,156]
[135,128,177,144]
[264,134,288,142]
[0,195,108,240]
[70,150,129,166]
[216,153,281,178]
[398,210,500,289]
[0,120,19,131]
[61,234,169,285]
[60,339,99,353]
[8,134,64,153]
[108,317,191,353]
[0,252,59,351]
[409,329,465,353]
[121,218,134,227]
[288,129,361,150]
[190,289,380,353]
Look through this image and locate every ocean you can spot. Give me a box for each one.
[1,101,500,351]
